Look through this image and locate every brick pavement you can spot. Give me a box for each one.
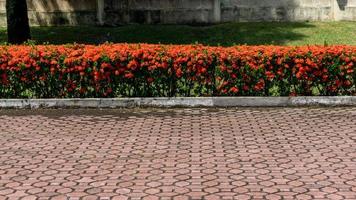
[0,108,355,200]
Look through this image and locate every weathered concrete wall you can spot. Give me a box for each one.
[0,0,355,26]
[335,0,356,20]
[102,0,356,25]
[221,0,333,22]
[222,0,356,22]
[0,0,98,26]
[103,0,220,25]
[27,0,97,26]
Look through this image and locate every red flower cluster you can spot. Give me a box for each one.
[0,44,355,98]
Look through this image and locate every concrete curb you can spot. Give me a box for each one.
[0,97,356,108]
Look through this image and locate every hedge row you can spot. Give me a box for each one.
[0,44,355,98]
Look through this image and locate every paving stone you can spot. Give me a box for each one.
[0,108,356,199]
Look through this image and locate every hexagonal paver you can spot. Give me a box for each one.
[0,108,356,199]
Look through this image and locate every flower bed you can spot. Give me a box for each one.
[0,44,355,98]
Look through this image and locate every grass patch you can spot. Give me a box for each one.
[0,22,355,46]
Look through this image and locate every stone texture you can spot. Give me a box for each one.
[0,0,98,26]
[1,97,356,108]
[0,0,356,26]
[0,108,356,199]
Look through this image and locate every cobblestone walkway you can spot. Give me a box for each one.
[0,108,356,200]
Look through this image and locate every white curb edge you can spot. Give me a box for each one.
[0,97,356,108]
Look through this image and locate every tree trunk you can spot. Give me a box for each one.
[6,0,31,44]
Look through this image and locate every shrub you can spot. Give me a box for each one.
[0,44,355,98]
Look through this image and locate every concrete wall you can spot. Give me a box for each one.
[221,0,356,22]
[103,0,221,25]
[0,0,98,26]
[221,0,333,22]
[102,0,356,25]
[0,0,355,26]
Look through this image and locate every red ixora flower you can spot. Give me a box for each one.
[0,44,354,98]
[124,72,134,79]
[229,87,239,93]
[254,79,265,91]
